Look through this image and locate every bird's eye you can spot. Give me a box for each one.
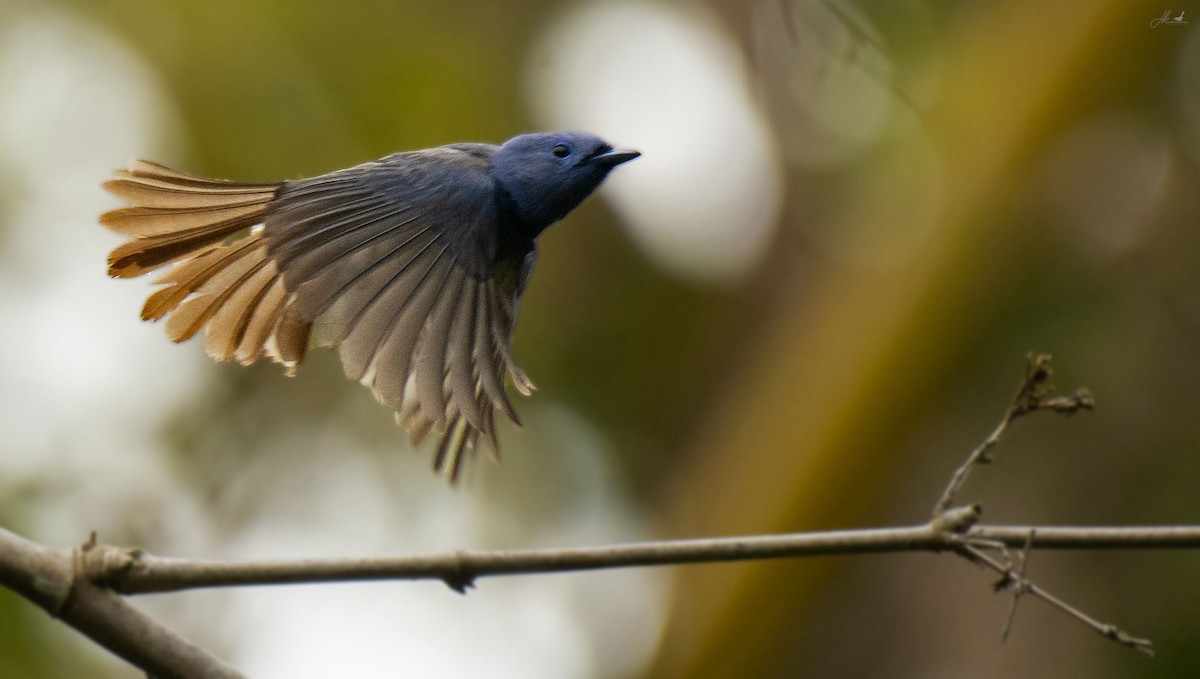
[552,144,570,158]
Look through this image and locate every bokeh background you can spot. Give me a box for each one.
[1,0,1199,677]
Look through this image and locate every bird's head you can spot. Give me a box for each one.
[493,131,639,236]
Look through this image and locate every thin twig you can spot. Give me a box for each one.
[933,354,1093,516]
[957,540,1154,656]
[999,529,1035,642]
[930,355,1145,652]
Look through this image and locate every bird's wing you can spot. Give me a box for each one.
[263,146,533,479]
[101,149,534,481]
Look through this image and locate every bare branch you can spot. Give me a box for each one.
[969,526,1200,548]
[98,525,956,595]
[39,524,1199,596]
[0,353,1177,674]
[5,521,1194,670]
[0,528,244,679]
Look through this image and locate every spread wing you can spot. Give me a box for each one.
[265,147,535,479]
[101,148,536,480]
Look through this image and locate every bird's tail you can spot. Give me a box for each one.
[100,160,291,364]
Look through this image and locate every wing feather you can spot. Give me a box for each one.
[141,237,261,321]
[476,282,520,424]
[163,245,271,343]
[362,250,454,406]
[447,281,487,434]
[413,267,464,427]
[236,276,288,364]
[102,146,536,479]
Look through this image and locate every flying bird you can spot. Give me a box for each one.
[100,132,639,480]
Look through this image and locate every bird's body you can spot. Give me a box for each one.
[101,132,639,479]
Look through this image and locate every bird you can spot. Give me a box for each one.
[100,132,640,481]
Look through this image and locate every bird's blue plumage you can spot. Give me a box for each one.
[492,132,640,237]
[101,132,638,479]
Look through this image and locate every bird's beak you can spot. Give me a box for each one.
[593,148,641,168]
